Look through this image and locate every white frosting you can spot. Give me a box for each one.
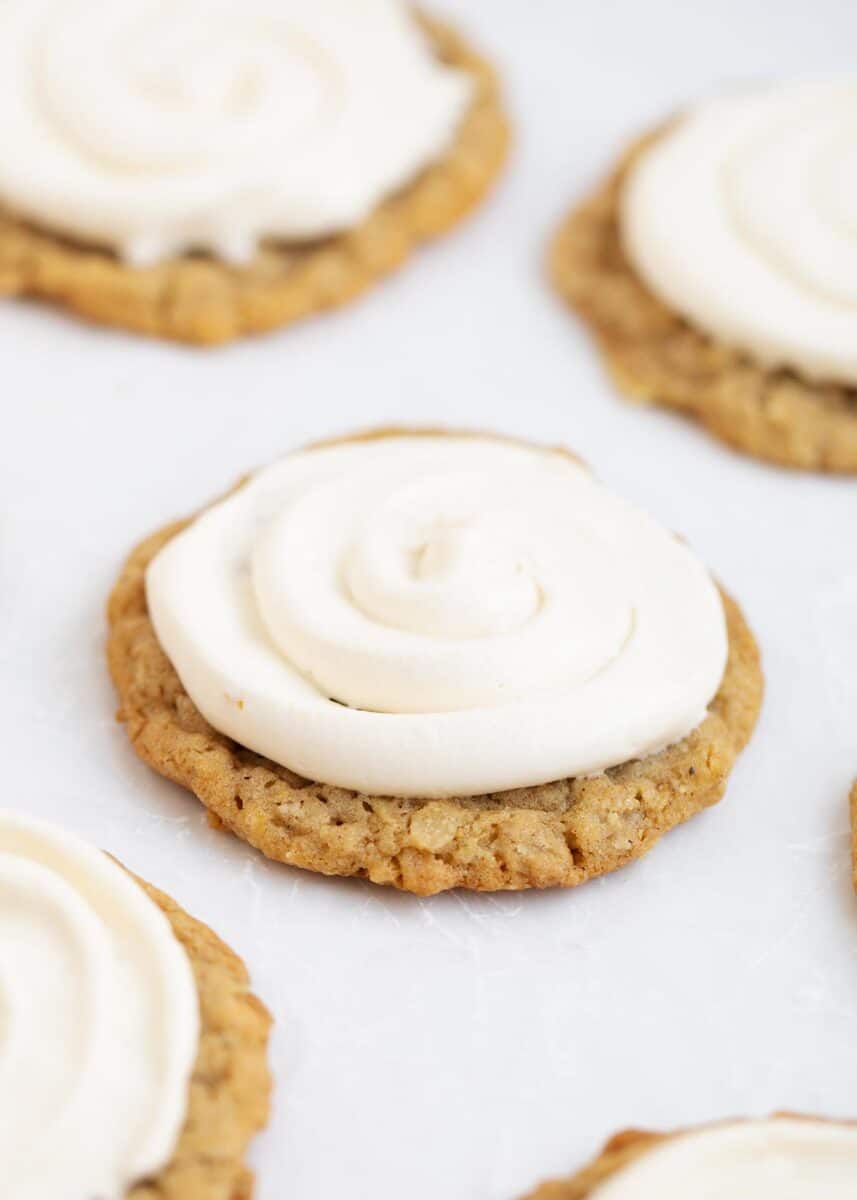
[146,435,727,798]
[0,812,199,1200]
[622,80,857,385]
[591,1119,857,1199]
[0,0,471,265]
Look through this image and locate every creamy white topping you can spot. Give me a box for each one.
[591,1119,857,1199]
[622,80,857,385]
[0,812,199,1200]
[146,435,727,797]
[0,0,471,265]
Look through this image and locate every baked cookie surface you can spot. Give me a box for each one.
[521,1129,668,1199]
[0,17,508,345]
[132,876,272,1200]
[550,134,857,473]
[107,432,762,898]
[519,1118,856,1199]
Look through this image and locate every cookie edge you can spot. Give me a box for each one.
[129,873,272,1200]
[850,779,857,893]
[518,1115,856,1198]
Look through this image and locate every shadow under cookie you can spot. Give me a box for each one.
[550,133,857,473]
[0,16,509,345]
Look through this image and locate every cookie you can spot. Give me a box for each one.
[107,429,762,897]
[0,13,508,344]
[520,1117,857,1198]
[551,105,857,472]
[135,877,272,1200]
[0,810,271,1200]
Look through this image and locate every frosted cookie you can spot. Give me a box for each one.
[521,1117,857,1198]
[0,811,271,1199]
[551,82,857,471]
[107,428,762,896]
[0,2,508,344]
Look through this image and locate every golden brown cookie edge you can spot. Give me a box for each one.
[519,1115,856,1198]
[106,428,763,898]
[850,779,857,892]
[0,15,509,345]
[519,1128,668,1200]
[129,875,272,1200]
[548,131,857,473]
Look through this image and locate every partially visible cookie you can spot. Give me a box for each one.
[136,878,272,1200]
[0,811,271,1200]
[551,86,857,472]
[0,11,508,344]
[844,777,849,892]
[521,1129,667,1199]
[521,1117,857,1198]
[107,428,762,897]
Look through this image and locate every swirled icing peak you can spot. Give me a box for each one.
[622,80,857,385]
[0,0,472,264]
[146,434,728,797]
[0,811,199,1200]
[591,1119,857,1198]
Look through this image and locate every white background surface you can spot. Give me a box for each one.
[3,2,857,1196]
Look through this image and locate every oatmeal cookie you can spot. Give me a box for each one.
[519,1117,851,1198]
[132,876,272,1200]
[107,431,762,897]
[550,134,857,472]
[0,17,508,345]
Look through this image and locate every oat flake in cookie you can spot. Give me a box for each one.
[551,81,857,471]
[0,810,271,1200]
[521,1117,857,1199]
[0,0,508,343]
[108,429,762,896]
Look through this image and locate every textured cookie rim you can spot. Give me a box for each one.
[519,1115,855,1199]
[106,428,762,897]
[130,874,272,1200]
[0,14,509,345]
[844,777,849,892]
[549,130,857,473]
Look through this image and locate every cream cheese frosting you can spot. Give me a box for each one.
[0,811,199,1200]
[621,80,857,386]
[591,1119,857,1199]
[0,0,472,265]
[146,434,728,798]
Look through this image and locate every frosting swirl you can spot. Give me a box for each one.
[0,0,471,264]
[591,1119,857,1198]
[146,434,727,797]
[622,81,857,385]
[0,812,199,1200]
